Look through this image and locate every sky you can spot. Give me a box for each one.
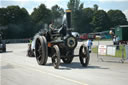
[0,0,128,20]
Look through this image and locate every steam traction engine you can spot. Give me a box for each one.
[35,10,90,69]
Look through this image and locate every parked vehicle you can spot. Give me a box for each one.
[80,33,95,40]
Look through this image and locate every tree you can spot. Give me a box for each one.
[79,8,94,33]
[51,5,64,26]
[68,0,76,12]
[91,10,110,32]
[0,8,8,26]
[0,6,34,39]
[93,4,98,12]
[31,4,52,32]
[31,4,52,24]
[67,0,84,31]
[107,10,128,27]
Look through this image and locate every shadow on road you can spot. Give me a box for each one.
[0,51,13,54]
[59,62,109,70]
[26,56,35,58]
[103,60,122,63]
[43,62,109,70]
[87,65,109,69]
[1,64,15,69]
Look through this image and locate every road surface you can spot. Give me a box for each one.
[0,42,128,85]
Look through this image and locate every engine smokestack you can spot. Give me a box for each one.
[66,9,72,29]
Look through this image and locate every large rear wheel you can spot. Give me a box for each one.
[35,36,48,65]
[51,45,60,69]
[79,45,90,67]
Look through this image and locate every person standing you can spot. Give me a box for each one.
[49,22,55,31]
[116,35,120,50]
[113,35,120,50]
[86,39,93,53]
[113,36,116,45]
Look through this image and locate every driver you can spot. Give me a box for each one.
[49,22,55,31]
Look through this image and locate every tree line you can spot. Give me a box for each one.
[0,0,128,39]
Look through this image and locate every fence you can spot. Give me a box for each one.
[97,44,128,63]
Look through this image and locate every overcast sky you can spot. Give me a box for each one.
[0,0,128,20]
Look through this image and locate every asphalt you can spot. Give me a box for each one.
[0,42,128,85]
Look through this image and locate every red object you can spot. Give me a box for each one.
[80,33,96,40]
[79,33,88,40]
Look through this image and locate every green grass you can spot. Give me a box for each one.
[115,46,126,58]
[92,46,98,53]
[92,46,126,58]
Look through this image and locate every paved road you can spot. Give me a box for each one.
[0,42,128,85]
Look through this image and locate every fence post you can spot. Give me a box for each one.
[121,45,125,63]
[97,40,99,59]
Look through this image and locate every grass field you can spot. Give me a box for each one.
[92,45,126,58]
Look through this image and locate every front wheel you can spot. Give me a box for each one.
[51,45,60,69]
[79,44,90,67]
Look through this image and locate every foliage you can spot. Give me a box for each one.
[91,10,110,32]
[107,10,128,27]
[31,4,52,33]
[31,4,64,34]
[0,1,128,39]
[67,0,128,33]
[67,0,84,32]
[93,4,98,12]
[31,4,52,24]
[0,6,34,39]
[80,8,94,33]
[51,5,64,26]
